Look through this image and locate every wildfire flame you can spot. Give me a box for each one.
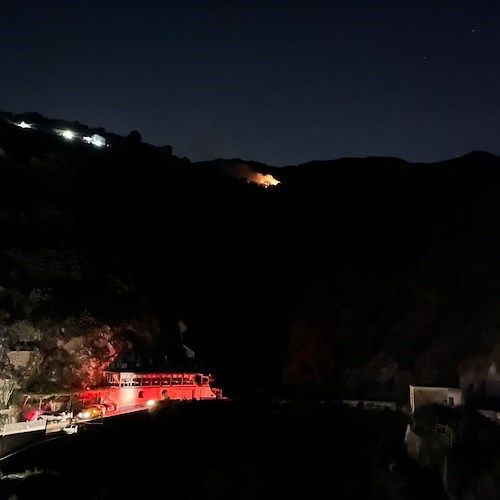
[223,163,280,188]
[247,171,280,188]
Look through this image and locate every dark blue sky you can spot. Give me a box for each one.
[2,0,500,166]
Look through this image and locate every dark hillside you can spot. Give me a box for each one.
[1,111,500,401]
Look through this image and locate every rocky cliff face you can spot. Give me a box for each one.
[0,304,161,394]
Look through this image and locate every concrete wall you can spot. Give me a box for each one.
[409,385,462,413]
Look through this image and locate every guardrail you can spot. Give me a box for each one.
[45,420,71,434]
[340,400,397,411]
[1,419,46,436]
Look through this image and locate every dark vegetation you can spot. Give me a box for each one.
[410,403,500,498]
[0,401,447,500]
[1,111,500,401]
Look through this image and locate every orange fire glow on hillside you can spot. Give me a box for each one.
[223,163,280,188]
[248,171,281,188]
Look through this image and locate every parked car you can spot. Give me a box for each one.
[62,424,78,434]
[76,404,105,421]
[36,410,70,422]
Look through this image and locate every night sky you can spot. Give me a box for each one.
[2,0,500,166]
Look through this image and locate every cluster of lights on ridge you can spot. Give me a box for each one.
[14,120,107,148]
